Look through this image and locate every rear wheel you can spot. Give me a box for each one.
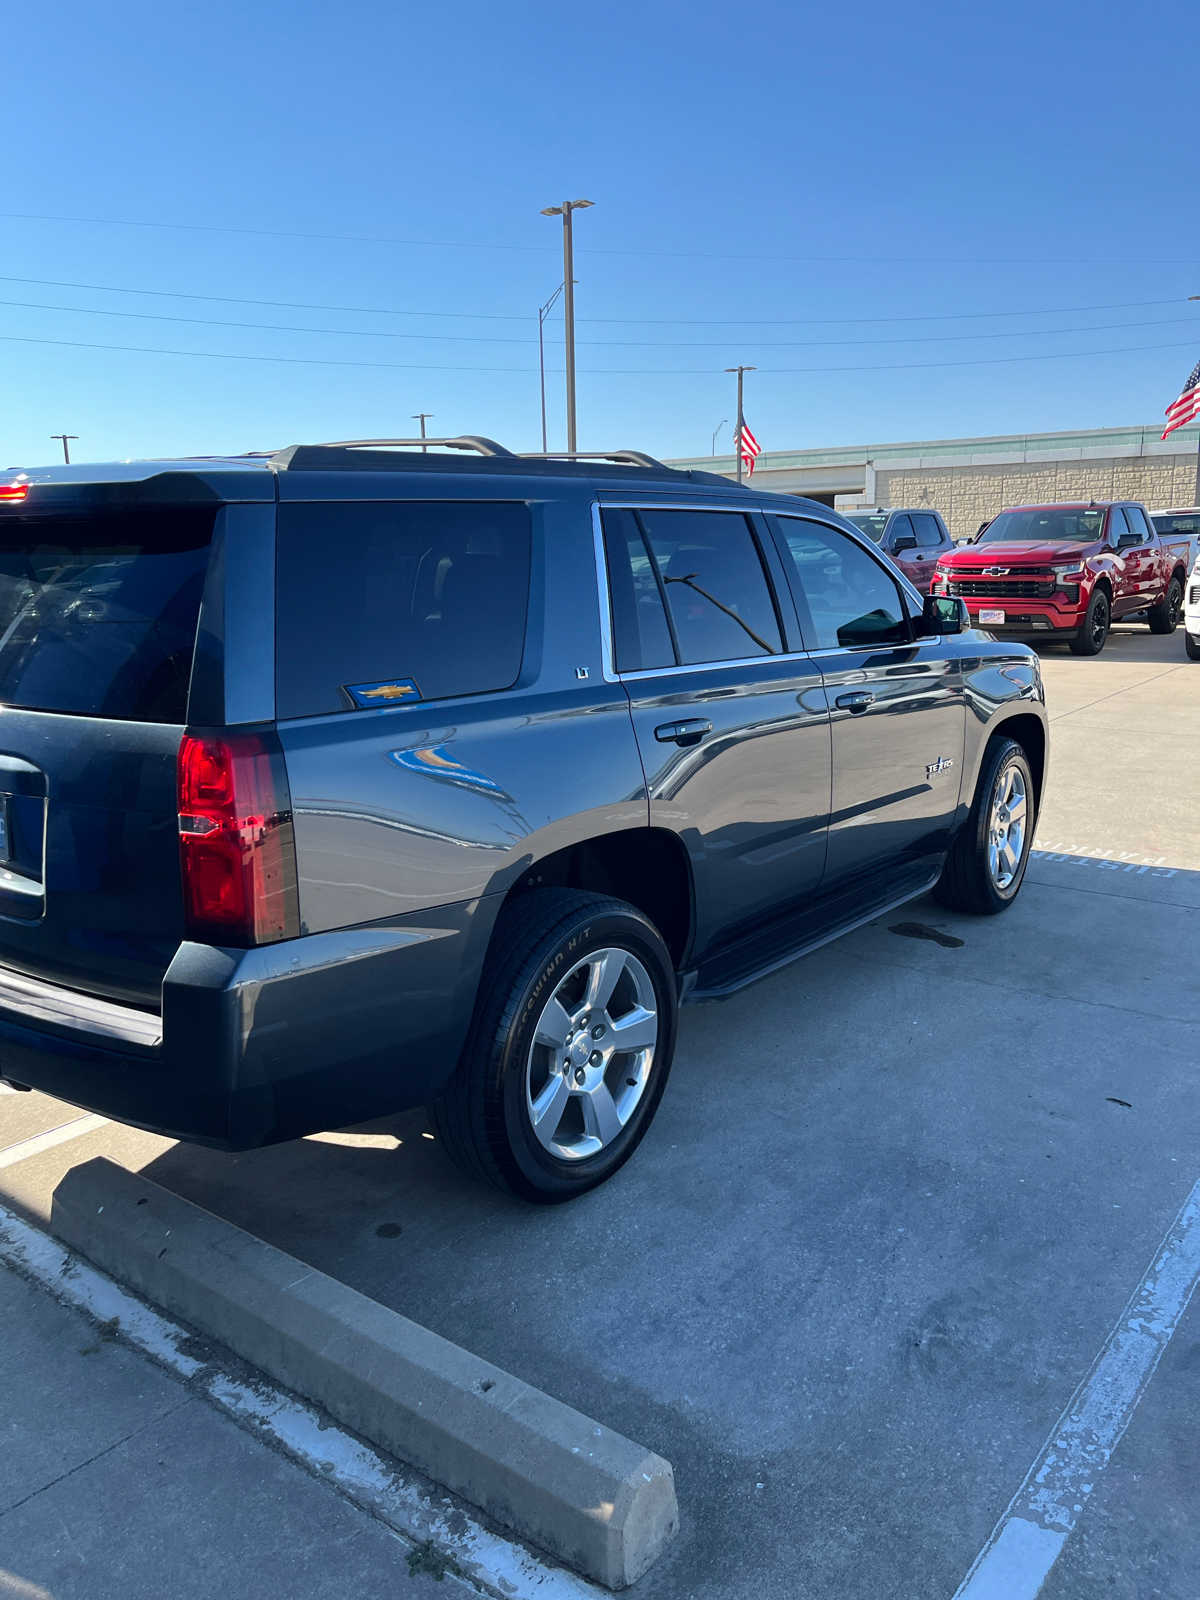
[1185,633,1200,661]
[430,890,677,1203]
[934,736,1036,915]
[1148,578,1184,635]
[1069,588,1110,655]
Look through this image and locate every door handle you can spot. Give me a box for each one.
[654,718,712,746]
[834,691,874,714]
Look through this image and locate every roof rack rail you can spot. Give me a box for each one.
[308,436,514,456]
[519,449,667,469]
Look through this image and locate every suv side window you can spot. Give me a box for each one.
[275,501,531,718]
[911,512,945,549]
[600,508,675,673]
[774,518,911,651]
[633,508,783,664]
[1123,505,1152,542]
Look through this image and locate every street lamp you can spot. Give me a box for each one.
[711,418,728,456]
[540,199,593,453]
[724,367,756,484]
[538,285,564,453]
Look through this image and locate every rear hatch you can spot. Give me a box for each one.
[0,497,216,1008]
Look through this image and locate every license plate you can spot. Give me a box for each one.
[979,608,1006,626]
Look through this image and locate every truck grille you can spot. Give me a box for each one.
[950,579,1056,599]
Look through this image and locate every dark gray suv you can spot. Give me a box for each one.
[0,440,1047,1201]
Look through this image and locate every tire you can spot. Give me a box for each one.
[1069,587,1110,655]
[1186,632,1200,661]
[429,889,677,1203]
[1147,578,1184,635]
[933,736,1036,916]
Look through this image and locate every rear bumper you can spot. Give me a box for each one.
[0,897,498,1148]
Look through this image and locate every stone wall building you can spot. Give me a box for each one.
[671,424,1200,540]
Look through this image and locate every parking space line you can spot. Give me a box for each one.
[952,1176,1200,1600]
[0,1113,107,1168]
[0,1202,602,1600]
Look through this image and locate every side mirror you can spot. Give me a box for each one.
[920,595,968,636]
[1117,531,1142,550]
[892,533,918,553]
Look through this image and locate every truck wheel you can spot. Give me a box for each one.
[1069,588,1110,655]
[1186,633,1200,661]
[430,889,677,1203]
[934,736,1036,916]
[1148,578,1183,635]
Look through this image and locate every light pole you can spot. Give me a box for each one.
[711,418,728,456]
[724,367,756,484]
[538,284,564,453]
[540,199,593,453]
[411,413,433,453]
[50,433,77,464]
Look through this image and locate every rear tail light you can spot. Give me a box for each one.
[178,731,300,946]
[0,483,28,503]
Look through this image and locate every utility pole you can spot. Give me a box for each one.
[51,433,78,464]
[540,200,593,453]
[538,284,564,453]
[411,413,433,453]
[723,367,756,485]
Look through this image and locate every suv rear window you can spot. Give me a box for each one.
[276,501,531,718]
[0,508,213,723]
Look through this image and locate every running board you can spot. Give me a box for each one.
[688,862,941,1000]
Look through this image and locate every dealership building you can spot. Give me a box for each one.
[671,423,1200,539]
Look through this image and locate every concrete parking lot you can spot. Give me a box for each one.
[2,623,1198,1599]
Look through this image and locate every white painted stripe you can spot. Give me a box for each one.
[954,1176,1200,1599]
[0,1203,601,1600]
[0,1113,107,1168]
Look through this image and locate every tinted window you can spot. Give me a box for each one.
[846,514,888,543]
[636,509,782,664]
[1108,506,1130,540]
[888,514,916,549]
[1154,513,1200,534]
[775,519,910,651]
[600,508,675,673]
[911,513,945,549]
[0,508,212,722]
[276,502,531,718]
[979,507,1107,543]
[1123,505,1152,541]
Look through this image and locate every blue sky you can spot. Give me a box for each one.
[3,0,1198,467]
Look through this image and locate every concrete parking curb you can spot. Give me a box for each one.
[49,1158,678,1590]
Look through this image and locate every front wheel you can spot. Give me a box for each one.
[430,890,677,1203]
[1069,588,1110,655]
[1185,632,1200,661]
[934,736,1036,915]
[1148,578,1183,635]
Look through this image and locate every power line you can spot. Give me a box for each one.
[2,328,1197,377]
[2,210,1198,266]
[0,273,1187,330]
[3,296,1197,350]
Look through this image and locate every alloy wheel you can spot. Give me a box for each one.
[987,763,1029,890]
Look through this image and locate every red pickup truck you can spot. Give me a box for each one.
[931,501,1191,655]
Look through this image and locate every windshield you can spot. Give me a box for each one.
[978,507,1108,545]
[846,514,888,543]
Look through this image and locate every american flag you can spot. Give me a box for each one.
[736,420,761,475]
[1161,357,1200,440]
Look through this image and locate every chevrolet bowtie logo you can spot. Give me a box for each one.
[359,683,418,701]
[983,567,1011,576]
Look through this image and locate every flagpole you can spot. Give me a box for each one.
[725,364,756,485]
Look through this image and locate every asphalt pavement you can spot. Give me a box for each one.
[2,622,1197,1599]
